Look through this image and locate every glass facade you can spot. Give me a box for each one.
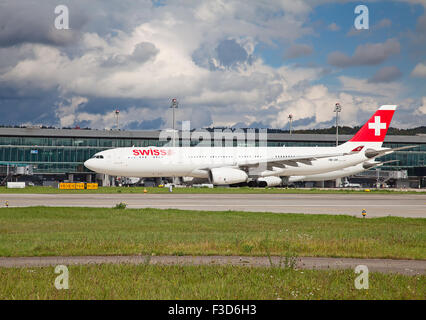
[0,136,168,174]
[0,136,166,148]
[379,143,426,175]
[0,133,424,175]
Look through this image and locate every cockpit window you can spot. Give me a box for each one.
[92,155,104,159]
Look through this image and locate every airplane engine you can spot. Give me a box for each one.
[257,176,282,187]
[362,161,379,169]
[364,148,380,158]
[209,168,248,185]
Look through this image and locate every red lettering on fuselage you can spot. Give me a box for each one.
[141,150,151,156]
[132,149,167,157]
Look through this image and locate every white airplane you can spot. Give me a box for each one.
[84,105,407,185]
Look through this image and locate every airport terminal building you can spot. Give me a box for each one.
[0,127,425,188]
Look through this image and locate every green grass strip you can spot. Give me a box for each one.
[0,264,424,299]
[0,207,424,259]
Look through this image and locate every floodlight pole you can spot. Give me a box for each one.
[115,109,120,130]
[170,99,179,147]
[288,114,293,135]
[334,103,342,188]
[334,103,342,146]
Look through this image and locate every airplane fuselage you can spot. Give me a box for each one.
[84,145,370,178]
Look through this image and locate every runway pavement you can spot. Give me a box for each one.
[0,193,425,217]
[0,255,424,275]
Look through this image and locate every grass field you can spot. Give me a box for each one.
[0,207,424,259]
[0,264,424,299]
[0,186,424,194]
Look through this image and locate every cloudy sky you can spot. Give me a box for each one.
[0,0,425,130]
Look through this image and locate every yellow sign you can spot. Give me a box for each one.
[59,182,98,190]
[59,183,69,189]
[86,183,98,190]
[59,183,75,189]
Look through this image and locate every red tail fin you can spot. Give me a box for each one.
[349,105,396,142]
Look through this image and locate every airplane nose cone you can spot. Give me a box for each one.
[84,159,95,171]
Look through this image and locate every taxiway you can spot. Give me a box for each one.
[1,193,425,218]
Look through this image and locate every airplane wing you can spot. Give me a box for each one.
[237,151,347,170]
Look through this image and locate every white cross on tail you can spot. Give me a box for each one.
[368,116,386,136]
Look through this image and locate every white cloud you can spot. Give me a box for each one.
[416,97,426,115]
[270,84,376,129]
[368,66,402,83]
[328,39,400,67]
[56,96,88,127]
[376,18,392,29]
[0,0,423,130]
[411,62,426,77]
[338,76,403,99]
[327,23,340,31]
[0,0,316,129]
[284,43,313,59]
